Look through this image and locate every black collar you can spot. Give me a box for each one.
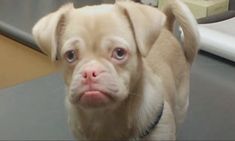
[139,103,164,139]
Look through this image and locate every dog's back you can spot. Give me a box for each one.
[146,0,199,126]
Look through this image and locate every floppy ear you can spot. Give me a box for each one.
[116,1,166,56]
[32,4,74,61]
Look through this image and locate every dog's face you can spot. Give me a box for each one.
[61,7,140,108]
[32,2,166,109]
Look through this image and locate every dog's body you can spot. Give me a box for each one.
[32,0,199,140]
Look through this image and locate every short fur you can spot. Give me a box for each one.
[32,0,199,140]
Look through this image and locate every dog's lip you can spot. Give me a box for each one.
[70,89,114,104]
[79,90,111,100]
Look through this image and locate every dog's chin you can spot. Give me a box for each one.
[69,90,118,109]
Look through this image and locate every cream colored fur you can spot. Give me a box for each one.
[32,0,199,140]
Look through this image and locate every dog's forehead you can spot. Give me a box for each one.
[68,4,122,33]
[76,4,114,15]
[62,4,135,50]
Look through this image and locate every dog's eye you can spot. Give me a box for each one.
[64,50,78,63]
[112,48,127,60]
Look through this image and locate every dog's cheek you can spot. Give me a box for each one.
[118,54,142,93]
[127,57,141,87]
[63,67,75,87]
[114,67,132,98]
[113,55,140,94]
[102,61,130,100]
[63,60,83,87]
[121,73,131,99]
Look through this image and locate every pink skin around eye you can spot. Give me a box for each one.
[111,48,129,64]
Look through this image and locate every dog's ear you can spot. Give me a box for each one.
[117,1,166,56]
[32,3,74,61]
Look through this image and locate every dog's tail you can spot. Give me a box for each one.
[163,0,200,64]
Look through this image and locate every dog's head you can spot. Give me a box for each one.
[32,1,165,109]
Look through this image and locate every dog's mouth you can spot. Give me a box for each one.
[70,89,114,108]
[80,90,110,104]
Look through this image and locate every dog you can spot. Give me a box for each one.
[32,0,199,140]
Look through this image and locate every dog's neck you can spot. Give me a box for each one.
[67,61,164,140]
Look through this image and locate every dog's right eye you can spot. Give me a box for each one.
[64,50,78,63]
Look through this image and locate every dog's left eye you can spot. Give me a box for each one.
[64,50,78,63]
[112,48,127,60]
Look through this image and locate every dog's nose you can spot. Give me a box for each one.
[82,70,99,79]
[81,61,105,84]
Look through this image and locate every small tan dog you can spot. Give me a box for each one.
[32,0,199,140]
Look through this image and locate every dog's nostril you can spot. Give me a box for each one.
[82,71,98,79]
[92,72,97,77]
[83,72,88,78]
